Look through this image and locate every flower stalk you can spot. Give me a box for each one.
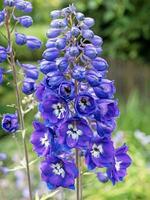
[5,9,33,200]
[76,149,82,200]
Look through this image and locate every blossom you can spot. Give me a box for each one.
[15,32,27,45]
[85,138,114,170]
[26,36,42,50]
[59,81,75,101]
[39,93,68,125]
[17,16,33,28]
[40,156,78,189]
[106,144,132,185]
[57,117,93,149]
[0,67,4,84]
[4,0,15,7]
[0,46,7,63]
[2,113,19,133]
[22,78,36,95]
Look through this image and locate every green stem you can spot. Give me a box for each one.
[5,10,33,200]
[76,149,82,200]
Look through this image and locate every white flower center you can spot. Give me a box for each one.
[79,97,90,110]
[51,163,65,178]
[40,133,49,148]
[115,157,122,171]
[52,103,66,119]
[91,144,103,158]
[67,124,82,140]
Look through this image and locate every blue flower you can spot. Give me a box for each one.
[0,67,4,84]
[15,32,27,45]
[106,144,132,185]
[40,93,68,125]
[75,94,96,116]
[59,81,75,101]
[22,78,36,95]
[43,48,59,61]
[40,60,57,74]
[26,36,42,50]
[18,16,33,28]
[57,117,93,149]
[40,156,78,189]
[44,71,64,89]
[4,0,15,7]
[0,46,7,63]
[85,138,114,170]
[21,63,39,80]
[92,57,108,71]
[0,9,5,24]
[2,113,19,133]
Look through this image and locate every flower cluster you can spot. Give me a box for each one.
[31,4,131,190]
[0,0,42,133]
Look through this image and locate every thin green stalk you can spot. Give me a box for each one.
[76,149,82,200]
[5,10,33,200]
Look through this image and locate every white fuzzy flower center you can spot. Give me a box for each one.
[115,157,122,171]
[40,133,49,148]
[52,103,65,118]
[91,144,103,158]
[51,163,65,178]
[67,124,82,140]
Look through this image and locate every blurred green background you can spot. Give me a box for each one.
[0,0,150,199]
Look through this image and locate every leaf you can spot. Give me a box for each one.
[41,190,59,200]
[35,192,40,200]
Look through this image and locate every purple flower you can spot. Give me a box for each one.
[85,138,114,170]
[94,79,116,99]
[22,78,36,95]
[96,119,116,138]
[50,19,67,28]
[106,144,132,185]
[72,66,86,81]
[35,84,45,101]
[30,121,52,156]
[50,10,61,19]
[56,38,66,50]
[46,28,62,38]
[44,71,64,89]
[40,60,57,74]
[2,113,19,133]
[0,46,7,63]
[57,117,93,149]
[26,36,42,50]
[69,46,80,57]
[76,12,84,21]
[82,29,94,40]
[43,48,59,61]
[0,152,7,161]
[40,156,78,189]
[40,93,68,125]
[15,0,27,11]
[0,67,4,84]
[18,16,33,28]
[92,57,108,71]
[97,172,109,183]
[59,81,75,101]
[94,99,119,121]
[21,63,39,80]
[15,32,27,45]
[0,9,5,23]
[75,94,96,116]
[83,17,95,28]
[85,70,102,87]
[84,45,97,59]
[56,57,68,72]
[4,0,15,7]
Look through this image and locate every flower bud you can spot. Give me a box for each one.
[90,35,103,47]
[56,57,68,72]
[44,71,64,89]
[50,10,61,19]
[40,60,57,74]
[46,39,56,48]
[22,78,36,95]
[50,19,67,28]
[76,12,84,21]
[0,153,7,161]
[23,1,32,13]
[94,79,116,99]
[69,46,80,57]
[84,45,97,59]
[21,64,39,80]
[46,28,62,38]
[43,48,59,61]
[15,32,27,45]
[83,17,95,28]
[97,172,109,183]
[97,119,116,138]
[18,16,33,28]
[4,0,15,7]
[92,57,108,71]
[15,0,26,11]
[0,67,4,84]
[71,26,80,36]
[0,10,5,24]
[72,66,86,81]
[56,38,66,50]
[86,70,102,87]
[0,46,7,63]
[26,36,42,50]
[82,29,94,40]
[2,113,19,133]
